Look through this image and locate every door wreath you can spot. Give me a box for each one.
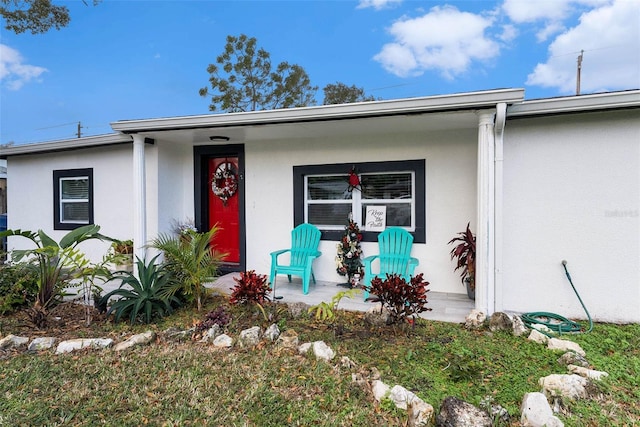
[211,161,238,206]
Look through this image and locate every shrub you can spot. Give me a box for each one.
[195,305,231,333]
[100,255,182,324]
[229,270,271,305]
[367,273,432,324]
[0,263,38,314]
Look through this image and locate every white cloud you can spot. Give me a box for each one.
[527,0,640,93]
[373,6,499,79]
[0,44,48,90]
[499,24,518,42]
[357,0,402,10]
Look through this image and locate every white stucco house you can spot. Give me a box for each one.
[1,88,638,323]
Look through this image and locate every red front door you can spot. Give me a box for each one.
[208,157,240,264]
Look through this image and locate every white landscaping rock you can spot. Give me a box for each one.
[547,338,586,356]
[264,324,280,342]
[239,326,261,347]
[371,380,390,402]
[539,374,589,399]
[0,334,29,350]
[213,334,233,348]
[528,329,549,344]
[464,309,486,329]
[407,398,435,427]
[511,315,528,336]
[298,342,312,355]
[114,331,156,352]
[28,337,57,352]
[312,341,335,362]
[389,384,419,410]
[567,364,609,381]
[55,338,113,354]
[521,392,564,427]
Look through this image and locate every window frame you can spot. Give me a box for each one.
[293,160,425,243]
[53,168,94,230]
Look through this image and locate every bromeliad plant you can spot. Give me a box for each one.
[99,255,181,324]
[448,223,476,291]
[0,225,114,327]
[229,270,271,305]
[150,226,225,311]
[367,273,431,325]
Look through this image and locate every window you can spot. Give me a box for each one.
[294,160,425,243]
[53,168,94,230]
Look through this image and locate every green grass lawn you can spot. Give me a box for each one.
[1,297,639,426]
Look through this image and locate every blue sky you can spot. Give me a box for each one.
[1,0,639,145]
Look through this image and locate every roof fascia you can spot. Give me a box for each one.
[111,89,525,133]
[0,133,132,159]
[508,90,640,118]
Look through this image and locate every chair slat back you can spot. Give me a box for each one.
[377,227,414,278]
[290,223,321,267]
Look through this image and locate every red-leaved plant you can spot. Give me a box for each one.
[448,223,476,291]
[229,270,271,305]
[367,273,431,324]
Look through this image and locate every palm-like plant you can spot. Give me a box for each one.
[100,255,180,324]
[448,223,476,291]
[150,226,225,311]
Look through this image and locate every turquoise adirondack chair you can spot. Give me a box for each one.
[362,227,419,300]
[270,223,322,295]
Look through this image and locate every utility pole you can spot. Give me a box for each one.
[76,121,83,138]
[576,50,584,95]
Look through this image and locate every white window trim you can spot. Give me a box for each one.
[59,176,90,224]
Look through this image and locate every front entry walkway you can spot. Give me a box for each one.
[209,273,474,324]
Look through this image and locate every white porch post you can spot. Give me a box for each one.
[476,110,496,315]
[132,134,147,270]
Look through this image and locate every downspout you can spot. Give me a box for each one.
[132,134,147,272]
[493,103,507,314]
[476,110,495,315]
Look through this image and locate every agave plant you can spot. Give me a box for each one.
[150,226,225,311]
[448,223,476,291]
[100,255,181,324]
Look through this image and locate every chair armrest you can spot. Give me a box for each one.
[307,250,322,260]
[408,257,419,275]
[363,255,379,264]
[270,248,291,257]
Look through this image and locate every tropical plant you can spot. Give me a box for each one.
[0,225,113,326]
[110,239,133,255]
[195,305,232,333]
[0,0,100,35]
[308,288,359,322]
[448,223,476,291]
[100,255,181,324]
[199,34,317,112]
[229,270,271,305]
[150,226,225,311]
[367,273,431,324]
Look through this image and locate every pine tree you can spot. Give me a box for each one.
[335,217,364,285]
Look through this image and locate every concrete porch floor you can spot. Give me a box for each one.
[209,273,474,324]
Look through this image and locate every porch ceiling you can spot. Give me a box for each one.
[134,110,481,145]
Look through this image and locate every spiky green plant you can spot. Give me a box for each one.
[100,255,181,324]
[150,227,225,311]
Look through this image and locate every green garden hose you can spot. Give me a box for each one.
[521,260,593,336]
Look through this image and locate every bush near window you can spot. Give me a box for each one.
[0,263,38,314]
[367,273,431,324]
[229,270,271,305]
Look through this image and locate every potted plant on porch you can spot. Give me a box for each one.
[448,223,475,300]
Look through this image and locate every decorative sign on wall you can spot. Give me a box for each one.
[365,205,386,231]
